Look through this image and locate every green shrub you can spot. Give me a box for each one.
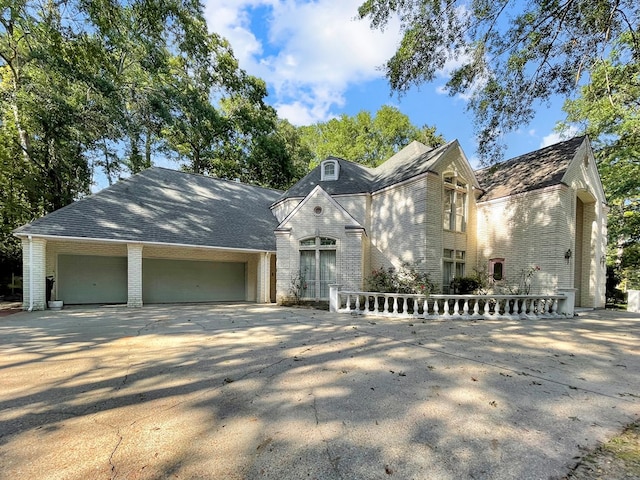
[365,263,435,295]
[451,276,482,294]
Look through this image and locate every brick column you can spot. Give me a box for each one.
[256,252,270,303]
[344,227,365,291]
[22,237,47,310]
[275,229,291,304]
[127,243,144,307]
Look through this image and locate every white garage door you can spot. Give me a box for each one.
[58,255,128,304]
[142,258,246,303]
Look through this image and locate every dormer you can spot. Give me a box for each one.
[320,158,340,181]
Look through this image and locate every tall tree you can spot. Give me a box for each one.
[562,33,640,287]
[0,0,296,283]
[358,0,640,161]
[299,105,445,167]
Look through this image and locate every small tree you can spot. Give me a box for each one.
[507,266,541,295]
[289,271,307,305]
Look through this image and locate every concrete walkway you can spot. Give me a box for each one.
[0,304,638,480]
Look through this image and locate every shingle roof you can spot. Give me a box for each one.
[475,136,586,202]
[277,156,375,200]
[276,141,454,202]
[14,168,282,251]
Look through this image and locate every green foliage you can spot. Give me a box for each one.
[562,33,640,289]
[299,105,445,167]
[365,264,435,295]
[606,266,626,305]
[0,0,307,278]
[451,277,482,294]
[358,0,640,162]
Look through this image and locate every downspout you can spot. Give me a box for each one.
[28,235,34,311]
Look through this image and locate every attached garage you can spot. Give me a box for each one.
[15,167,280,310]
[142,258,246,303]
[58,254,127,304]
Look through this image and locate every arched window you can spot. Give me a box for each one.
[443,173,467,232]
[299,237,337,299]
[321,159,340,181]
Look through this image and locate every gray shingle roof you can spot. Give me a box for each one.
[277,156,376,200]
[475,136,586,202]
[14,168,282,251]
[276,141,454,202]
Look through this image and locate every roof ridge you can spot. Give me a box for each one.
[151,166,284,194]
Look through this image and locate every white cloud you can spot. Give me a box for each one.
[202,0,401,125]
[540,126,579,148]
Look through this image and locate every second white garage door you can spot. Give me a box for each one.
[142,258,246,303]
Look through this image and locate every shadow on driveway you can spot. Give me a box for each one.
[0,305,638,479]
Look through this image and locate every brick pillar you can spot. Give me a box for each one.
[127,243,144,307]
[275,229,291,304]
[22,237,47,311]
[344,227,365,291]
[256,252,270,304]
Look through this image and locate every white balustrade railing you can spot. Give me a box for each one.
[329,287,574,320]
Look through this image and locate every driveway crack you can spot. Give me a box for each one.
[310,389,344,479]
[108,428,123,480]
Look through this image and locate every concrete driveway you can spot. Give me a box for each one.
[0,305,638,480]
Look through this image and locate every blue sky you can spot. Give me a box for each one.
[202,0,578,169]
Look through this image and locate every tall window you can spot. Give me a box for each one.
[299,237,336,299]
[443,174,467,232]
[443,249,465,293]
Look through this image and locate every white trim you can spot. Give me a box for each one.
[320,159,340,181]
[276,185,364,231]
[14,233,276,254]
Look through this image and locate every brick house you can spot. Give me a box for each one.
[15,136,607,310]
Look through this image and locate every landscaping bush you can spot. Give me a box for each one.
[364,263,435,295]
[451,276,482,294]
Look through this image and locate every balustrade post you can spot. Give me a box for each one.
[329,284,341,313]
[412,297,420,318]
[472,299,480,317]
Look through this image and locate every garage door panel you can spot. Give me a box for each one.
[142,259,245,303]
[59,255,127,304]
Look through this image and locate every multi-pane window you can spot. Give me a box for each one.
[443,249,465,293]
[320,159,339,181]
[443,174,467,232]
[299,237,336,299]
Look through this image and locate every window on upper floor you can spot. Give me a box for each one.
[443,174,467,232]
[321,159,339,181]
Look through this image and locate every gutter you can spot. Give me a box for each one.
[13,233,276,254]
